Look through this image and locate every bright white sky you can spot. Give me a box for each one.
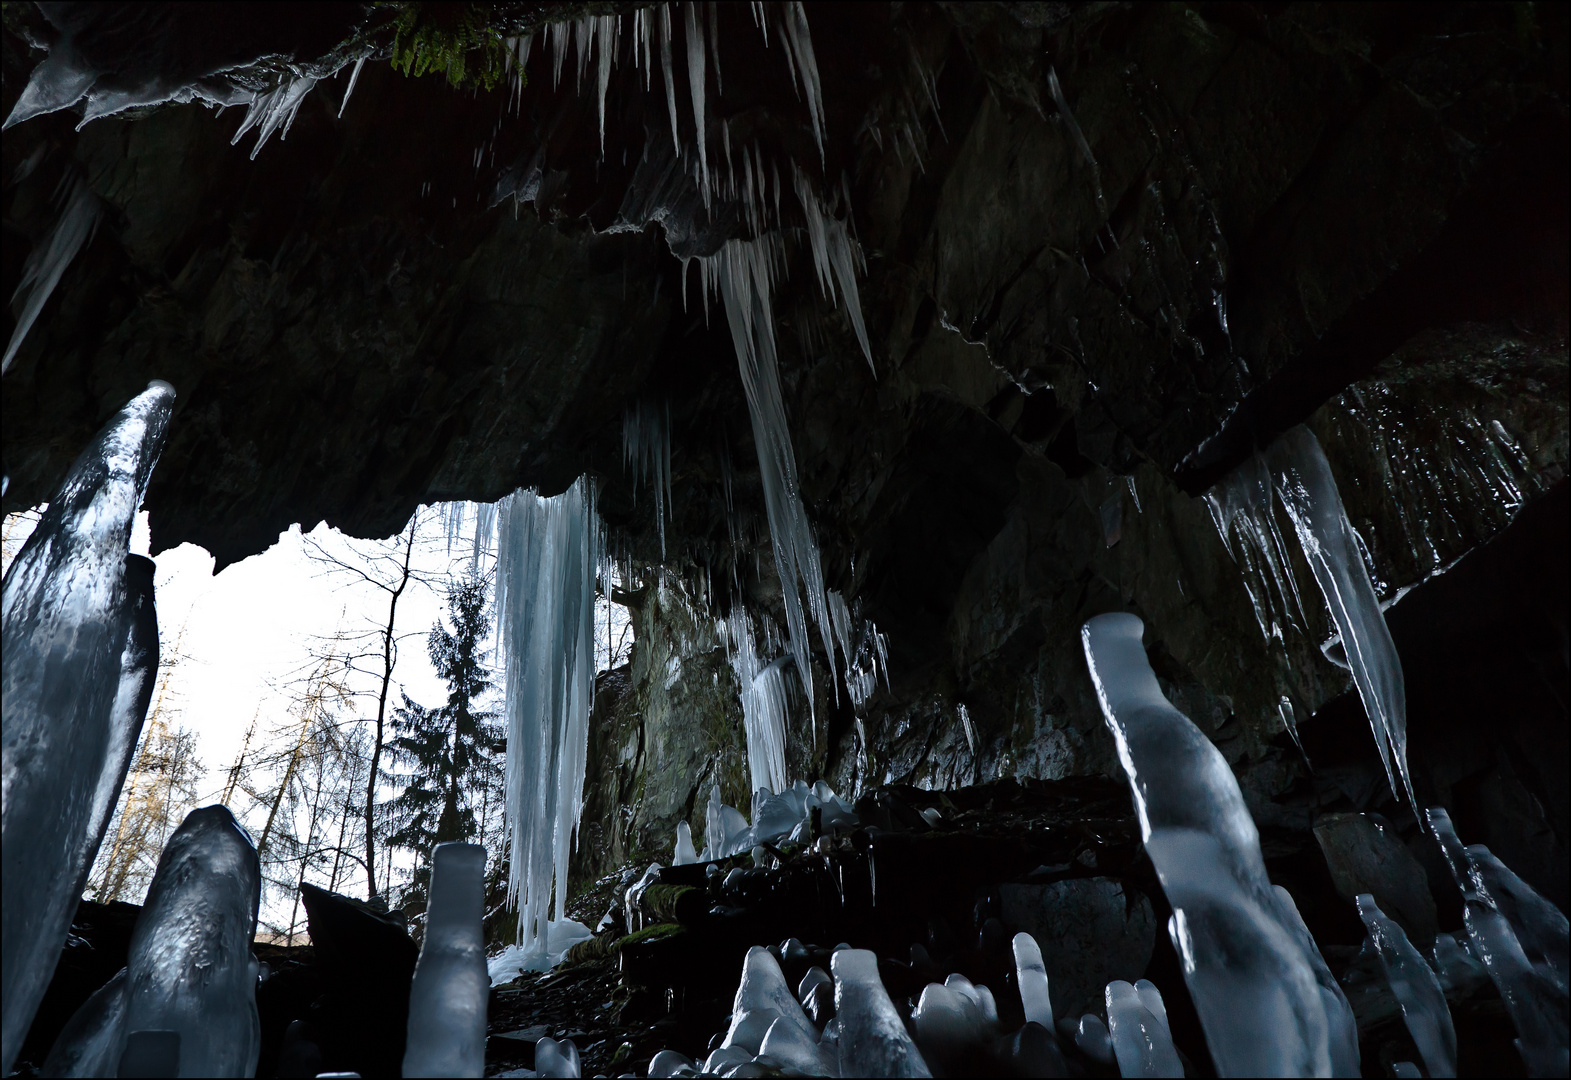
[2,501,632,922]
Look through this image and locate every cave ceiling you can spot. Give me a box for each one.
[2,4,1567,860]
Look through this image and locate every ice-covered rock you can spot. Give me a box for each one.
[405,843,488,1078]
[1356,893,1456,1077]
[831,948,931,1076]
[1105,979,1183,1077]
[532,1036,580,1077]
[123,804,261,1078]
[487,920,593,987]
[723,947,818,1055]
[1082,612,1357,1076]
[2,380,173,1074]
[1428,809,1568,1076]
[40,967,127,1077]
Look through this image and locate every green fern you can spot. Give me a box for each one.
[388,3,519,92]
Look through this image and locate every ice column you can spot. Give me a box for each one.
[405,842,488,1078]
[1,380,174,1074]
[1081,613,1358,1077]
[1355,893,1457,1077]
[496,478,604,966]
[1428,809,1569,1076]
[725,608,789,796]
[832,948,932,1076]
[122,805,262,1078]
[700,236,838,719]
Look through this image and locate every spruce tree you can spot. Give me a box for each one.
[382,572,502,910]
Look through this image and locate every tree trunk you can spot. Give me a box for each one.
[364,512,417,902]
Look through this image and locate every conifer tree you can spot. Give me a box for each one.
[382,572,502,911]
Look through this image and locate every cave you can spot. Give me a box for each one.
[1,2,1567,1078]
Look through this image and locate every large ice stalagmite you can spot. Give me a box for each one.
[1355,894,1456,1077]
[1081,613,1358,1076]
[832,948,932,1077]
[72,554,159,905]
[1427,809,1568,1076]
[495,479,603,970]
[122,804,261,1077]
[1,380,174,1074]
[405,843,488,1078]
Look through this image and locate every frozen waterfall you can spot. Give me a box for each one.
[725,607,790,796]
[405,843,488,1078]
[495,478,604,969]
[1207,425,1414,810]
[1,380,174,1074]
[1081,612,1358,1076]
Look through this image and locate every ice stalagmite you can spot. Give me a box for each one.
[40,968,127,1077]
[1268,426,1415,810]
[701,236,838,719]
[405,843,488,1078]
[1,380,173,1074]
[1355,894,1457,1077]
[4,172,101,374]
[122,805,261,1078]
[832,948,932,1076]
[1105,980,1184,1078]
[1012,933,1054,1030]
[495,479,603,969]
[1428,808,1568,1076]
[71,554,159,907]
[1081,613,1358,1076]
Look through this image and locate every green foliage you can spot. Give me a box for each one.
[382,571,504,907]
[388,2,519,92]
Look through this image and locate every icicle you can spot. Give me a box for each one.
[658,4,680,155]
[699,236,839,716]
[684,2,710,202]
[623,401,674,560]
[338,55,366,117]
[1081,613,1358,1077]
[3,172,101,374]
[791,166,874,372]
[230,74,319,160]
[1046,66,1105,215]
[496,479,603,969]
[1,382,174,1075]
[573,17,594,91]
[781,3,826,162]
[595,13,617,152]
[471,502,496,573]
[707,1,724,97]
[550,21,571,88]
[1269,426,1414,810]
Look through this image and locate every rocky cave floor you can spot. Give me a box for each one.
[16,780,1523,1078]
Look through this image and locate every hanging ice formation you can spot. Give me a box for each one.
[494,478,604,970]
[725,607,791,795]
[1206,424,1415,810]
[1355,893,1457,1078]
[793,166,873,372]
[45,805,262,1079]
[3,171,102,375]
[623,400,674,559]
[1427,808,1569,1076]
[1,380,174,1075]
[405,843,488,1078]
[1081,612,1359,1077]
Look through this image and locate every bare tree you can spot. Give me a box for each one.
[302,510,440,903]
